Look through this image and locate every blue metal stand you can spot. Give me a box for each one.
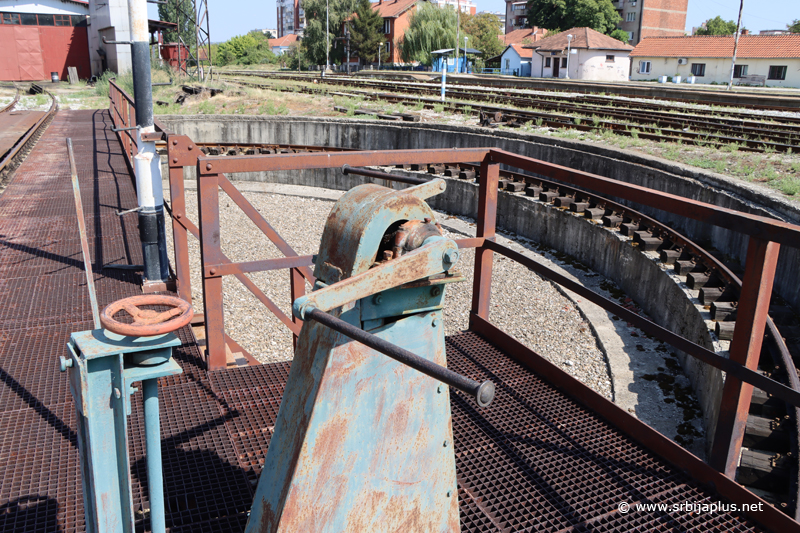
[62,329,183,533]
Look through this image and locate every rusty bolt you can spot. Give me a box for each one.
[439,182,445,190]
[172,139,178,146]
[175,214,182,219]
[172,157,178,164]
[210,268,217,275]
[432,318,440,327]
[188,145,195,151]
[206,163,213,171]
[431,286,442,297]
[373,294,383,305]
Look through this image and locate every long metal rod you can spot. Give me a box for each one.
[143,378,166,533]
[342,164,429,185]
[67,138,101,329]
[304,307,495,407]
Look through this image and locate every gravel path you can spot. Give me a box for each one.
[164,182,613,399]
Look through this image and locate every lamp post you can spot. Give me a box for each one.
[454,0,459,74]
[378,42,384,70]
[463,36,468,73]
[325,0,329,76]
[565,34,573,79]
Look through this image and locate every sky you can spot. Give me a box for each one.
[148,0,798,44]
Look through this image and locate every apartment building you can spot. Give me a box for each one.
[277,0,305,38]
[614,0,687,46]
[504,0,526,34]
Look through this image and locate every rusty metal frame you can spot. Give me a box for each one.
[145,111,800,507]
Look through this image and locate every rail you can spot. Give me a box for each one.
[0,85,58,175]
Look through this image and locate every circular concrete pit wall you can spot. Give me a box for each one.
[160,114,800,450]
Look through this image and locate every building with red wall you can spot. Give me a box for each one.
[0,0,91,81]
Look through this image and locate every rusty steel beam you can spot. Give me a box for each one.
[196,148,491,175]
[216,173,315,283]
[710,237,782,477]
[470,158,499,323]
[168,166,193,303]
[204,256,314,278]
[488,149,800,248]
[198,173,228,369]
[483,239,800,407]
[468,312,799,532]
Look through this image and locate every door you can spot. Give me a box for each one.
[14,26,46,80]
[552,57,559,77]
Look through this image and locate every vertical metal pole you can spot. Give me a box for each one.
[325,0,329,75]
[129,0,169,285]
[142,379,165,533]
[455,0,459,73]
[440,56,446,102]
[290,267,305,349]
[710,237,780,477]
[168,163,192,303]
[469,157,499,325]
[727,0,744,90]
[198,171,227,370]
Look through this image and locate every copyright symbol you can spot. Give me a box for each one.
[618,501,630,514]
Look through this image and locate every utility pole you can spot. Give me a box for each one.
[727,0,744,91]
[325,0,330,76]
[454,0,459,75]
[378,42,384,70]
[129,0,169,290]
[565,34,573,79]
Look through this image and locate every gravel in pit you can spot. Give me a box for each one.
[163,182,613,400]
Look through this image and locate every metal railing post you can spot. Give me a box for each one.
[470,157,499,324]
[710,236,781,477]
[169,162,193,303]
[290,267,305,348]
[197,170,227,370]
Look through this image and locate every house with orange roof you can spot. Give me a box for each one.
[372,0,421,65]
[525,27,633,81]
[499,27,546,46]
[498,43,532,76]
[630,34,800,87]
[268,33,298,55]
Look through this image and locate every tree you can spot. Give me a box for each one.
[301,0,359,66]
[525,0,621,35]
[788,19,800,33]
[695,16,738,35]
[349,0,385,64]
[213,32,279,66]
[609,28,629,43]
[158,0,197,48]
[400,3,457,65]
[461,12,504,59]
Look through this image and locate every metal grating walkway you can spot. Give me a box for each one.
[0,110,772,532]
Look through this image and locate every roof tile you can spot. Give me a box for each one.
[630,35,800,59]
[524,27,633,52]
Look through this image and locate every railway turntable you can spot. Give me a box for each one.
[4,99,800,533]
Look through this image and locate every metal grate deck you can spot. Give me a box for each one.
[0,109,776,532]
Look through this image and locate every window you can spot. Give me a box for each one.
[606,55,615,62]
[561,57,567,68]
[545,57,551,68]
[37,14,54,25]
[639,60,651,73]
[768,65,787,80]
[54,14,71,26]
[20,13,38,25]
[71,15,87,26]
[691,63,705,77]
[733,64,748,78]
[1,13,20,24]
[628,31,634,40]
[382,18,390,34]
[626,12,635,21]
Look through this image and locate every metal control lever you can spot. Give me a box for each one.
[293,236,459,319]
[305,307,495,407]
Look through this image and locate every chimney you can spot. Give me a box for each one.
[741,29,749,35]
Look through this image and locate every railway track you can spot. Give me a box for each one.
[188,140,800,517]
[0,86,20,114]
[222,71,800,153]
[0,84,58,186]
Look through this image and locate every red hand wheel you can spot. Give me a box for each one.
[100,295,193,337]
